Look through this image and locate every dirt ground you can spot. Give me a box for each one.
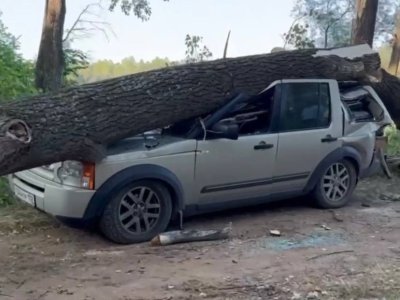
[1,170,400,300]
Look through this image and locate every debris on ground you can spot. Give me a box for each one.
[306,291,320,299]
[320,225,331,231]
[291,292,302,300]
[269,230,281,236]
[1,174,400,299]
[329,210,344,222]
[150,224,232,246]
[379,192,400,201]
[307,250,354,261]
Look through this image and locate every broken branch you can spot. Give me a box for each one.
[307,250,354,261]
[150,225,232,246]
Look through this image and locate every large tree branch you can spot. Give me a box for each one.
[1,45,398,176]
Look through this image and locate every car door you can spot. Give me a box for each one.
[271,80,342,194]
[194,86,279,205]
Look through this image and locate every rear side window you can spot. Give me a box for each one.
[279,82,331,132]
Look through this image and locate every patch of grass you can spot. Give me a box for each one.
[385,125,400,156]
[0,176,14,207]
[328,265,400,300]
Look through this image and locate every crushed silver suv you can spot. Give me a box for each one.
[8,79,393,244]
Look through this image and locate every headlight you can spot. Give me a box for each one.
[57,161,95,190]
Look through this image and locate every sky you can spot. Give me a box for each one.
[1,0,296,63]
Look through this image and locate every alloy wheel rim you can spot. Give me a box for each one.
[322,163,350,202]
[118,186,161,234]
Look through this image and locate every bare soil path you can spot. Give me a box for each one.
[1,172,400,300]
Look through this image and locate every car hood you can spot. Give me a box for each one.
[106,134,197,159]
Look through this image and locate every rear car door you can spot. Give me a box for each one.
[194,85,279,205]
[271,80,342,193]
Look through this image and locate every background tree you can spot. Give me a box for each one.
[286,0,400,49]
[283,21,315,49]
[352,0,379,47]
[76,56,171,83]
[0,12,37,206]
[372,0,399,45]
[287,0,354,48]
[389,9,400,75]
[62,2,115,85]
[0,13,36,101]
[36,0,168,92]
[35,0,66,92]
[184,34,212,63]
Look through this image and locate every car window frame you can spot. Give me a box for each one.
[236,84,281,137]
[203,85,282,139]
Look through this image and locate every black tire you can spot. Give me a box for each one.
[99,180,172,244]
[313,159,357,209]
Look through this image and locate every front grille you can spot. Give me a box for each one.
[14,175,45,193]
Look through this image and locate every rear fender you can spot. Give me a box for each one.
[304,147,361,193]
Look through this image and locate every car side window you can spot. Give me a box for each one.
[218,87,276,136]
[279,82,331,132]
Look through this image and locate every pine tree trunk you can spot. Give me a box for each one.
[35,0,66,92]
[389,11,400,76]
[352,0,378,47]
[0,45,398,176]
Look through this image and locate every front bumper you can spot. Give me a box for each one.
[8,170,95,219]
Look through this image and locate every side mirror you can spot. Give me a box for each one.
[209,119,239,140]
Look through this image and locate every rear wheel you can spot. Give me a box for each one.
[99,180,172,244]
[313,160,357,209]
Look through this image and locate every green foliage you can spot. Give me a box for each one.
[0,13,36,101]
[0,177,14,207]
[76,56,171,83]
[74,33,214,83]
[385,124,400,156]
[109,0,151,19]
[63,0,172,85]
[185,34,212,63]
[63,47,90,86]
[108,0,169,20]
[284,22,315,49]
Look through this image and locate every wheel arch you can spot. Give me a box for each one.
[83,164,185,221]
[304,146,361,193]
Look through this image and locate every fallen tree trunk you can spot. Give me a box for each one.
[0,44,399,176]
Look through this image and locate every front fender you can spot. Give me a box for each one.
[83,164,185,220]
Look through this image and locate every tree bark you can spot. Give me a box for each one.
[352,0,378,47]
[35,0,66,92]
[389,10,400,76]
[0,45,398,176]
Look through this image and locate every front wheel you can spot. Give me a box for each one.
[313,160,357,209]
[99,180,172,244]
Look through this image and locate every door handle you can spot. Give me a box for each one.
[254,141,274,150]
[321,134,338,143]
